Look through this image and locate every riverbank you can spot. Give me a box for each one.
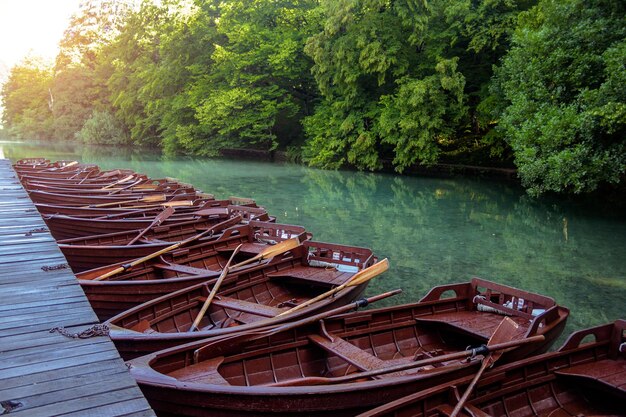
[221,148,518,181]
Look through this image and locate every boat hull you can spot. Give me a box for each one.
[128,279,570,416]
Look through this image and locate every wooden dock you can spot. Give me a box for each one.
[0,159,155,416]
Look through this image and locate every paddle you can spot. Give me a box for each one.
[275,258,390,317]
[47,160,78,171]
[93,207,162,220]
[92,215,243,281]
[267,329,543,387]
[101,174,136,190]
[87,194,166,208]
[227,237,303,270]
[449,317,520,417]
[107,178,145,195]
[189,244,243,332]
[126,207,175,246]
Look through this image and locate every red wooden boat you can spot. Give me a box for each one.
[60,217,290,271]
[22,180,194,195]
[359,319,626,417]
[35,201,208,218]
[19,170,141,186]
[127,278,569,416]
[13,160,94,173]
[44,204,269,240]
[106,251,383,361]
[78,238,370,321]
[28,188,199,206]
[107,280,567,359]
[16,166,125,181]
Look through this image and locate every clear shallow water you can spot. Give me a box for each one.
[3,141,625,343]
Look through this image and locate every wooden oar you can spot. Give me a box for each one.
[78,169,98,184]
[107,177,145,195]
[126,207,175,246]
[268,328,543,387]
[449,317,520,417]
[276,258,390,317]
[189,244,243,332]
[87,194,166,208]
[192,289,403,360]
[101,174,136,190]
[227,237,303,270]
[93,207,161,220]
[47,160,78,171]
[92,215,243,281]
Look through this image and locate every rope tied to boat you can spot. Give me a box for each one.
[25,227,48,236]
[50,324,110,339]
[41,263,69,271]
[254,232,278,245]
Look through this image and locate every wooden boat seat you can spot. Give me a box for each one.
[268,266,351,288]
[210,296,285,324]
[216,243,268,256]
[168,356,229,385]
[554,358,626,395]
[153,263,215,276]
[415,311,529,340]
[309,334,387,372]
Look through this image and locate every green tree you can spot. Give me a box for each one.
[302,0,533,171]
[494,0,626,195]
[0,58,53,140]
[75,110,128,144]
[51,0,130,141]
[172,0,321,156]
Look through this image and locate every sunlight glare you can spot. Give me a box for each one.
[0,0,81,68]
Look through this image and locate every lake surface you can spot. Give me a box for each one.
[3,140,625,343]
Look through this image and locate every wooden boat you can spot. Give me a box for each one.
[127,278,569,416]
[18,169,141,186]
[16,166,117,181]
[22,180,194,195]
[78,238,370,321]
[20,170,141,189]
[28,188,200,206]
[22,175,148,189]
[60,216,288,272]
[107,281,567,359]
[35,201,206,218]
[13,160,94,173]
[14,157,50,167]
[359,319,626,417]
[44,204,269,240]
[106,249,382,360]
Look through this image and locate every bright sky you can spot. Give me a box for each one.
[0,0,82,69]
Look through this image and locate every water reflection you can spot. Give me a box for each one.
[4,141,625,340]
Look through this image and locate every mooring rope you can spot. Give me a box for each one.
[50,324,110,339]
[41,263,70,271]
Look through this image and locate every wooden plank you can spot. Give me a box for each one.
[3,358,127,389]
[9,386,143,417]
[59,399,154,417]
[0,159,154,417]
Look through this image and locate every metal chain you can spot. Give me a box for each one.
[41,263,70,271]
[25,227,49,236]
[50,324,110,339]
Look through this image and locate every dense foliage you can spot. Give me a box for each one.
[1,0,624,195]
[493,0,626,195]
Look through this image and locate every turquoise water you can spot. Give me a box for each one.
[3,141,625,342]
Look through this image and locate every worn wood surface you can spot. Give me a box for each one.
[0,159,155,416]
